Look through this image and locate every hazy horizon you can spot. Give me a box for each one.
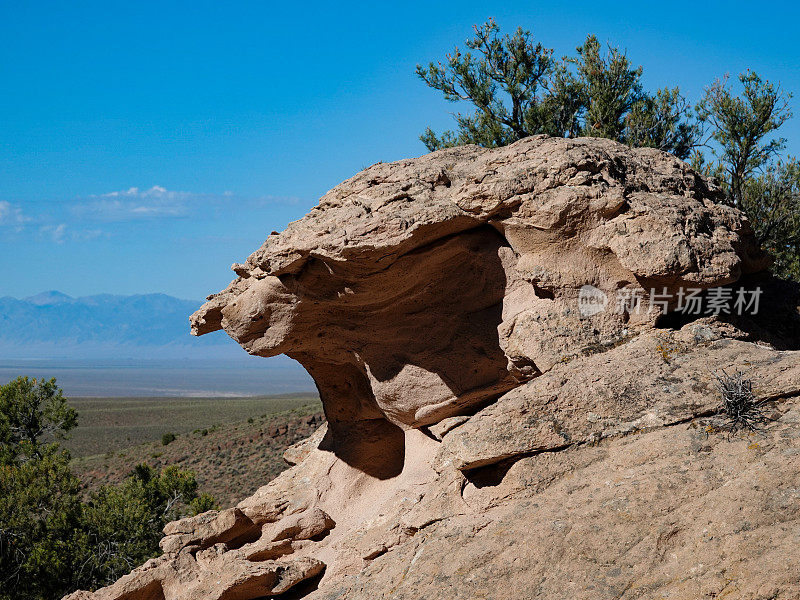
[0,357,315,398]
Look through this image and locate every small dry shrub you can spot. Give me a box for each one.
[713,370,767,435]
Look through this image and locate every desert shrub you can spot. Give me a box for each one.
[189,492,219,515]
[161,432,176,446]
[78,464,202,587]
[714,370,768,435]
[0,444,85,600]
[418,20,699,157]
[0,376,77,463]
[0,377,217,599]
[421,23,799,281]
[0,377,83,599]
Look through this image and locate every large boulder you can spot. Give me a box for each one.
[68,136,800,600]
[191,135,768,428]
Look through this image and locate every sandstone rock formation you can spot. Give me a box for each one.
[67,136,800,600]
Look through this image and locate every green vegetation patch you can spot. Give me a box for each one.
[64,393,320,458]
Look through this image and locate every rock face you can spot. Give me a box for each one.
[67,136,800,600]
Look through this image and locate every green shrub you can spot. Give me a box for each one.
[189,493,219,515]
[0,376,217,599]
[161,432,176,446]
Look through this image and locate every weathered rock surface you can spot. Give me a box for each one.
[440,325,800,470]
[67,136,800,600]
[190,135,771,429]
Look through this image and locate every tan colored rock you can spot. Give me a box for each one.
[67,136,800,600]
[191,136,768,430]
[440,324,800,470]
[66,549,325,600]
[283,422,328,465]
[320,400,800,600]
[160,507,256,555]
[260,507,335,543]
[427,415,470,441]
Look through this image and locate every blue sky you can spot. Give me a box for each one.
[1,0,799,300]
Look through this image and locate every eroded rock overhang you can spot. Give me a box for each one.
[191,135,768,432]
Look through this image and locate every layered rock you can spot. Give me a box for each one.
[190,136,769,430]
[67,136,800,600]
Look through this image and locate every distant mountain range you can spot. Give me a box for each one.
[0,291,258,359]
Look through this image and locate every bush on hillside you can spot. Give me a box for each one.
[0,376,216,600]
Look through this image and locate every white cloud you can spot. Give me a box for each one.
[73,186,196,221]
[40,223,67,244]
[1,187,305,245]
[98,185,184,199]
[71,186,303,222]
[0,201,29,228]
[38,223,106,244]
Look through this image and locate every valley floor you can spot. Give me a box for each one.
[68,394,323,506]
